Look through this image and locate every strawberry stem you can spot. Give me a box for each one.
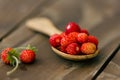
[7,56,20,76]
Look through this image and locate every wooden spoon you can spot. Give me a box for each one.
[26,17,99,61]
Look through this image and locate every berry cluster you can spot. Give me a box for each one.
[0,45,37,75]
[49,22,98,55]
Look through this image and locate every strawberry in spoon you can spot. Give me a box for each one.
[26,17,99,61]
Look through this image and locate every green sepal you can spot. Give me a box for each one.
[7,49,19,66]
[14,44,38,53]
[26,44,38,53]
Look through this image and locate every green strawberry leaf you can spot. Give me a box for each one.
[7,49,19,66]
[26,44,38,53]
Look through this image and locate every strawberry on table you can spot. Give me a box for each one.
[1,48,13,64]
[20,49,36,63]
[0,45,37,75]
[1,47,20,75]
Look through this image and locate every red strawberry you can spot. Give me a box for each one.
[88,35,98,46]
[77,33,88,43]
[1,47,20,75]
[68,32,79,42]
[66,43,81,55]
[61,34,77,47]
[65,22,81,34]
[20,49,36,63]
[60,32,78,47]
[80,29,89,35]
[60,32,67,38]
[81,42,96,55]
[49,34,62,47]
[1,48,12,64]
[60,36,70,47]
[59,46,67,53]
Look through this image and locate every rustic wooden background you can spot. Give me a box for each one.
[0,0,120,80]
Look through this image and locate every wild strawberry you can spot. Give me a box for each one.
[88,35,98,46]
[1,47,20,75]
[60,32,67,38]
[49,34,62,47]
[65,22,81,34]
[60,34,77,47]
[80,29,89,35]
[1,48,13,64]
[66,43,81,55]
[0,45,37,75]
[59,46,67,53]
[77,33,88,43]
[81,42,96,55]
[20,49,36,63]
[68,32,79,42]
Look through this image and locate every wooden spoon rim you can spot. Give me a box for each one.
[51,47,99,61]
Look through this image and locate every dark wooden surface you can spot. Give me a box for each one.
[0,0,120,80]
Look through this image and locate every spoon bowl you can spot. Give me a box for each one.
[26,17,99,61]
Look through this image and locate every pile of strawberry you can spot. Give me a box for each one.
[0,45,37,75]
[49,22,98,55]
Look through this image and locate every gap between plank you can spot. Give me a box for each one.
[92,44,120,80]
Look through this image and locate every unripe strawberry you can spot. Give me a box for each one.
[81,42,96,55]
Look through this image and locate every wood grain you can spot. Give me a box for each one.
[0,0,53,40]
[97,44,120,80]
[0,0,120,80]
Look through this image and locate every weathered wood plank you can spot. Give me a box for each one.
[0,26,35,49]
[97,44,120,80]
[63,36,120,80]
[97,62,120,80]
[32,0,120,80]
[0,0,120,80]
[0,0,53,40]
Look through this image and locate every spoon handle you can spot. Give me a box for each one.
[26,17,62,36]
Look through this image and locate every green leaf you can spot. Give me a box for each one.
[7,49,19,66]
[26,44,38,53]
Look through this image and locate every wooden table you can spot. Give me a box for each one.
[0,0,120,80]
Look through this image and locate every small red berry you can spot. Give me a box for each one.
[81,42,96,55]
[60,32,67,38]
[66,43,81,55]
[1,48,12,64]
[20,50,36,63]
[77,33,88,43]
[80,29,89,35]
[49,34,62,47]
[65,22,81,34]
[59,46,67,53]
[88,35,98,46]
[68,32,79,42]
[60,36,70,47]
[60,34,77,47]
